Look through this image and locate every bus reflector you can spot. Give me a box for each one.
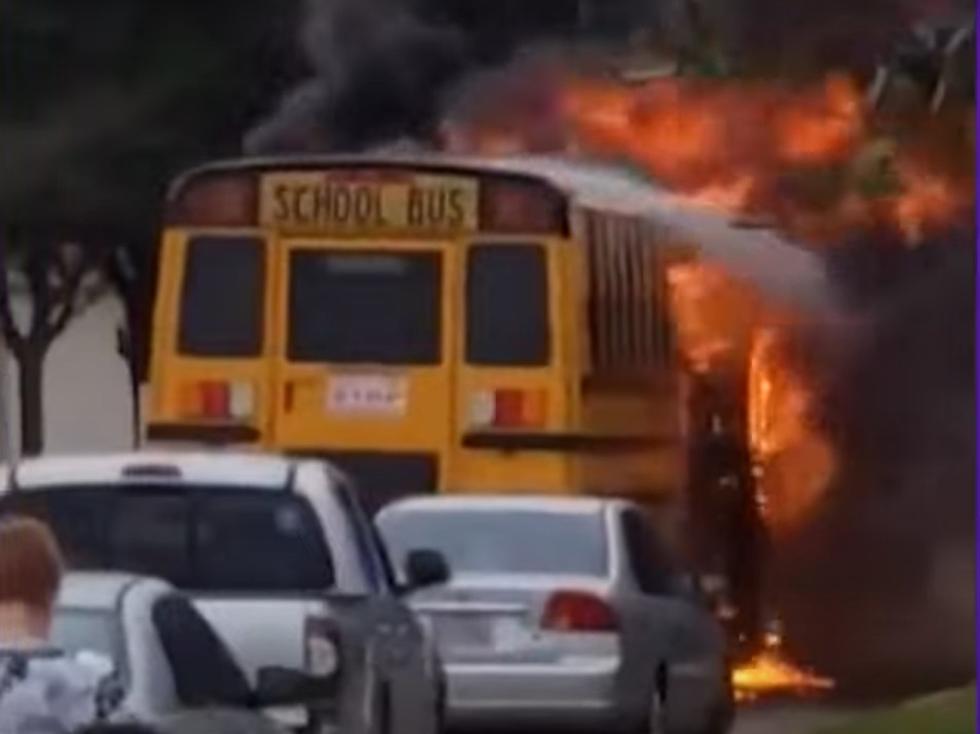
[229,382,255,418]
[480,179,564,233]
[469,389,547,429]
[168,174,257,227]
[179,380,254,420]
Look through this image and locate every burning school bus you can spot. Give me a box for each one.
[144,153,794,648]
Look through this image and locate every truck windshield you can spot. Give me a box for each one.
[0,486,333,592]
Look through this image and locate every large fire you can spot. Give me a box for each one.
[665,260,834,536]
[564,74,863,185]
[446,70,972,247]
[446,66,971,536]
[444,64,973,702]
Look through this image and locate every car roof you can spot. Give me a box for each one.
[379,494,611,516]
[2,451,296,492]
[56,571,171,611]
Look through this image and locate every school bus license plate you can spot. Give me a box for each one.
[325,374,408,416]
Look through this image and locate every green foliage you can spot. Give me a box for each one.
[0,0,302,246]
[817,687,977,734]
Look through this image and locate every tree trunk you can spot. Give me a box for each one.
[18,347,45,456]
[127,360,140,448]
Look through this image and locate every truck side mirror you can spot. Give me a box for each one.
[404,548,450,591]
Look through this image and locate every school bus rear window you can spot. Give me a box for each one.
[178,236,265,357]
[287,249,442,365]
[466,243,550,366]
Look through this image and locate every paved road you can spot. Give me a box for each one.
[733,703,860,734]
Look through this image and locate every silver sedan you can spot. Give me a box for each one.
[377,496,734,734]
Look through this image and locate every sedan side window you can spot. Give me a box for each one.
[621,508,675,596]
[152,593,252,709]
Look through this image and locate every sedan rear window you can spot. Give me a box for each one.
[0,486,332,592]
[378,509,608,577]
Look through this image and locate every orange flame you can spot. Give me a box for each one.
[748,329,835,533]
[774,74,864,164]
[666,262,763,374]
[892,163,963,245]
[733,630,835,702]
[446,70,972,243]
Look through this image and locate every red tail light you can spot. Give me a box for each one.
[469,388,548,429]
[200,381,230,418]
[542,590,618,632]
[494,389,525,427]
[178,380,255,420]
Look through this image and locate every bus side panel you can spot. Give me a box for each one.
[147,230,185,426]
[577,376,687,500]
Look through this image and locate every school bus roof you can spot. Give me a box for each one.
[169,153,830,309]
[170,152,773,227]
[169,153,557,199]
[168,152,675,212]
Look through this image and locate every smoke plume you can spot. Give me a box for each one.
[245,0,465,154]
[774,228,975,697]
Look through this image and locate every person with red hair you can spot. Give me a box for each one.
[0,516,125,733]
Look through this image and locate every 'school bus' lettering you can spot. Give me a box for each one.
[259,172,479,234]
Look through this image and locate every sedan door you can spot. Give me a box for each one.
[334,479,441,734]
[616,506,729,733]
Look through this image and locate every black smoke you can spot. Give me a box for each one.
[773,227,976,698]
[244,0,466,153]
[244,0,662,154]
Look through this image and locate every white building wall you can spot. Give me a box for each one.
[1,293,134,459]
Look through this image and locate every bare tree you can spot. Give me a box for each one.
[0,240,105,456]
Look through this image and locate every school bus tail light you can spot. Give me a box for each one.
[178,380,254,420]
[469,389,547,429]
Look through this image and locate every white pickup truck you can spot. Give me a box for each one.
[0,451,447,734]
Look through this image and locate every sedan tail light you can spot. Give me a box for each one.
[541,590,618,632]
[304,616,341,678]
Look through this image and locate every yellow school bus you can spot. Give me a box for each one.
[146,155,705,514]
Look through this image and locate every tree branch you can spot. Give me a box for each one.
[0,238,27,356]
[26,246,50,341]
[44,241,90,340]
